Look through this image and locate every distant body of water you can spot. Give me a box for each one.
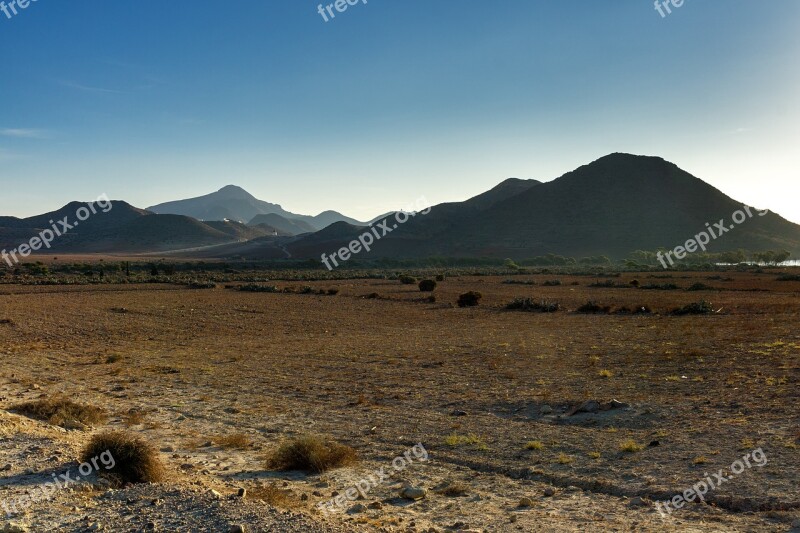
[716,260,800,267]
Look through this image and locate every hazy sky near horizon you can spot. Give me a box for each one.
[1,1,798,223]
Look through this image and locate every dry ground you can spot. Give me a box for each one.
[0,270,798,532]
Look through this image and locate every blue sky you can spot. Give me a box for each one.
[1,0,798,223]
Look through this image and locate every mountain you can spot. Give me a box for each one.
[247,213,317,236]
[277,153,800,260]
[0,200,276,254]
[148,185,363,230]
[4,155,799,260]
[462,177,541,210]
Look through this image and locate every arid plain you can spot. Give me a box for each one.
[1,268,798,532]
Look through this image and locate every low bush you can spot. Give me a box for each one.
[588,280,626,288]
[686,282,715,291]
[13,397,107,428]
[614,305,653,315]
[641,283,679,290]
[237,284,280,293]
[399,275,417,285]
[576,301,611,314]
[187,281,216,289]
[671,300,714,315]
[506,298,560,313]
[542,280,562,287]
[81,431,165,484]
[457,291,482,307]
[777,274,800,281]
[266,435,358,473]
[418,279,437,292]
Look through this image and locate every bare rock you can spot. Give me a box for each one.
[400,486,427,500]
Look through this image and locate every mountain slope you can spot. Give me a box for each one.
[247,213,317,236]
[283,154,800,260]
[148,185,364,230]
[0,201,247,254]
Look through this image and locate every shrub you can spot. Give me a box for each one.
[13,397,107,428]
[399,275,417,285]
[506,298,560,313]
[776,274,800,281]
[326,288,340,295]
[502,279,536,286]
[457,291,482,307]
[237,284,280,293]
[81,431,165,484]
[576,301,611,314]
[619,440,644,453]
[418,279,437,292]
[614,305,653,315]
[266,435,358,473]
[435,274,445,282]
[215,433,252,450]
[187,281,216,290]
[671,300,714,316]
[641,283,679,290]
[542,280,562,287]
[629,279,640,287]
[686,282,714,291]
[250,483,295,507]
[589,280,625,288]
[364,292,380,299]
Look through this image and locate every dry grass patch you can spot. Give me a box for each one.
[215,433,253,450]
[82,431,165,484]
[249,483,297,508]
[444,433,488,450]
[619,440,644,453]
[265,435,358,473]
[525,440,545,450]
[435,481,470,497]
[12,397,107,428]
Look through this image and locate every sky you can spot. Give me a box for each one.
[1,0,798,223]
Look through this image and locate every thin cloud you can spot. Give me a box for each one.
[0,128,48,139]
[59,80,125,94]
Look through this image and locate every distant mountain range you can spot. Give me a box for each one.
[147,185,363,231]
[2,154,800,261]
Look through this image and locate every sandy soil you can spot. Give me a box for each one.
[0,271,798,532]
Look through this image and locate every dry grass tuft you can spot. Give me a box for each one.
[215,433,253,450]
[81,431,165,484]
[122,410,146,427]
[619,440,644,453]
[13,397,108,428]
[250,483,296,507]
[436,481,470,497]
[265,435,358,473]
